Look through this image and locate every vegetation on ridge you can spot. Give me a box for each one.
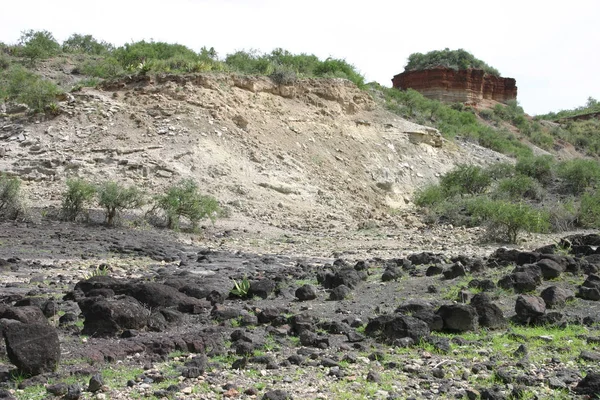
[404,48,501,76]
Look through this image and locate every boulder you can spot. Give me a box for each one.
[577,274,600,301]
[3,323,60,375]
[295,284,317,301]
[436,304,478,332]
[470,294,507,329]
[78,295,150,337]
[329,285,351,300]
[249,279,276,299]
[536,259,564,279]
[0,306,48,325]
[574,372,600,396]
[366,314,430,342]
[443,262,467,280]
[515,295,546,324]
[540,286,574,308]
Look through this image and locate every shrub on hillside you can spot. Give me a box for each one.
[484,162,515,180]
[77,57,123,79]
[62,33,113,55]
[18,30,61,64]
[154,179,219,231]
[439,165,491,197]
[579,190,600,228]
[467,198,550,243]
[405,48,500,76]
[493,174,544,201]
[61,179,96,222]
[0,65,62,112]
[98,182,144,226]
[414,184,445,208]
[515,155,555,184]
[0,174,24,220]
[557,159,600,194]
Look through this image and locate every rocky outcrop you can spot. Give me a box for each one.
[392,67,517,105]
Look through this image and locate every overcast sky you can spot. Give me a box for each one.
[1,0,598,115]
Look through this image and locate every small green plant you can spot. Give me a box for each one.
[492,174,543,201]
[468,198,550,243]
[61,178,96,221]
[230,277,251,298]
[97,181,144,226]
[0,174,24,220]
[557,158,600,194]
[0,65,62,112]
[154,179,220,231]
[515,155,555,184]
[579,189,600,228]
[414,184,444,207]
[440,164,491,197]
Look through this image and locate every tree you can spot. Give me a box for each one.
[62,33,113,55]
[155,179,219,230]
[61,179,96,221]
[18,30,61,63]
[98,182,144,226]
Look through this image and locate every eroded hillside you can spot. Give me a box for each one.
[0,73,508,230]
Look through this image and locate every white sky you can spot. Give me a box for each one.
[1,0,599,115]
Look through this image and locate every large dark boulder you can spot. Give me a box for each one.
[0,306,48,325]
[535,259,564,280]
[436,304,478,332]
[78,295,149,337]
[577,274,600,301]
[540,286,574,308]
[408,252,445,266]
[295,284,317,301]
[249,279,276,299]
[443,263,467,280]
[366,314,430,342]
[3,323,60,375]
[471,294,506,329]
[128,282,203,310]
[515,295,546,324]
[574,372,600,396]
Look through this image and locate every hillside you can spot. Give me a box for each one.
[1,71,511,232]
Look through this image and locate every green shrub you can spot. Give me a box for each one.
[467,198,550,243]
[440,165,491,197]
[557,159,600,194]
[414,184,445,207]
[545,199,578,232]
[0,65,62,112]
[18,30,61,63]
[484,162,515,180]
[77,57,123,78]
[493,174,544,201]
[62,33,113,55]
[515,155,555,184]
[405,48,500,76]
[579,190,600,228]
[155,179,219,230]
[0,174,24,220]
[98,182,144,226]
[61,179,96,221]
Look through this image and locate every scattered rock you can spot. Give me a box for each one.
[3,323,60,375]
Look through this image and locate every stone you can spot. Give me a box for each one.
[426,265,444,276]
[515,295,546,323]
[0,306,48,325]
[249,279,276,299]
[436,304,478,332]
[3,323,60,376]
[366,314,430,342]
[78,295,149,337]
[329,285,351,300]
[262,389,293,400]
[540,286,574,308]
[536,259,564,279]
[381,267,402,282]
[470,294,507,329]
[443,262,467,279]
[295,284,317,301]
[574,372,600,396]
[88,374,104,392]
[577,274,600,301]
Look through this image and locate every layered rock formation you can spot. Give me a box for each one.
[392,67,517,105]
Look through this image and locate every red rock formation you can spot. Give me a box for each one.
[392,67,517,105]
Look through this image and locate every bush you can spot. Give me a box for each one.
[155,179,219,230]
[484,162,515,180]
[579,190,600,228]
[98,182,144,226]
[515,155,555,184]
[77,57,123,78]
[0,65,62,112]
[405,48,500,76]
[440,164,491,197]
[414,184,445,207]
[62,33,113,55]
[467,198,550,243]
[493,174,544,201]
[61,179,96,221]
[557,159,600,194]
[18,30,61,63]
[0,174,24,220]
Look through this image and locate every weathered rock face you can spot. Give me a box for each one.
[392,68,517,105]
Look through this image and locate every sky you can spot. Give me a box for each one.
[1,0,599,115]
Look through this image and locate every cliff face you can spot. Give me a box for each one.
[392,68,517,105]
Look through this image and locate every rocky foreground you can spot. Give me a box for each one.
[0,220,599,400]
